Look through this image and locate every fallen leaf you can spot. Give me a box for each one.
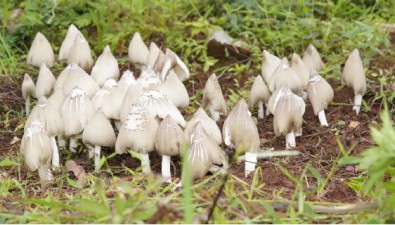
[10,136,21,145]
[348,121,360,128]
[65,160,87,184]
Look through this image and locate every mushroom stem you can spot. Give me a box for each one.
[318,110,328,126]
[353,94,363,115]
[258,101,264,119]
[245,152,257,177]
[58,135,66,149]
[285,132,296,148]
[140,153,151,174]
[162,155,172,183]
[69,137,78,152]
[94,145,101,171]
[209,106,220,122]
[88,147,94,159]
[50,136,60,168]
[38,164,52,181]
[25,95,31,115]
[302,91,308,100]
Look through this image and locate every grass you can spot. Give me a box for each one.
[1,0,395,223]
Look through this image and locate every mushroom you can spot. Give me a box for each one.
[119,82,144,124]
[115,102,159,174]
[307,70,334,126]
[268,58,304,96]
[267,82,305,148]
[22,73,36,115]
[58,63,99,98]
[291,53,310,90]
[341,48,366,115]
[82,109,116,171]
[302,44,324,72]
[184,108,222,145]
[157,70,189,108]
[91,78,117,112]
[249,75,271,119]
[91,45,120,87]
[25,96,64,168]
[67,33,93,71]
[162,48,190,81]
[155,115,185,182]
[128,32,149,68]
[202,73,227,122]
[147,42,161,69]
[222,98,260,177]
[48,88,66,148]
[137,67,162,90]
[36,63,56,98]
[261,50,281,83]
[59,24,83,62]
[20,121,53,181]
[116,70,136,92]
[27,32,55,68]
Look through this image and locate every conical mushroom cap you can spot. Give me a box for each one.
[341,48,366,95]
[91,79,116,115]
[155,115,185,156]
[184,108,222,145]
[60,63,99,98]
[27,32,55,68]
[202,73,228,117]
[115,103,159,154]
[261,50,281,83]
[164,48,190,81]
[25,96,64,136]
[302,44,324,72]
[91,45,120,87]
[36,64,56,98]
[222,98,260,153]
[157,70,189,108]
[48,88,64,111]
[147,42,161,69]
[59,24,83,61]
[291,53,309,89]
[249,75,270,107]
[60,87,94,136]
[137,67,161,90]
[307,70,334,115]
[22,73,36,100]
[269,59,304,96]
[119,82,144,123]
[82,109,116,147]
[117,70,136,93]
[128,32,149,67]
[67,33,93,71]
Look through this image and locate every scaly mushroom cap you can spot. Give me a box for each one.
[307,71,334,115]
[269,83,305,136]
[164,48,190,81]
[117,70,136,93]
[155,115,185,156]
[128,32,149,67]
[222,98,260,153]
[202,73,228,116]
[249,75,271,107]
[48,88,64,111]
[82,109,116,147]
[59,24,83,62]
[25,96,64,136]
[60,63,100,98]
[291,53,310,89]
[269,58,304,96]
[302,44,324,72]
[341,48,366,96]
[115,103,159,154]
[91,45,120,87]
[36,64,56,98]
[20,121,53,172]
[60,87,94,136]
[184,108,222,145]
[147,42,161,69]
[261,50,282,83]
[67,33,93,71]
[119,82,144,123]
[137,67,162,90]
[22,73,36,100]
[27,32,55,68]
[157,70,189,108]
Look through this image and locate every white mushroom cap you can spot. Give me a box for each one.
[222,98,260,153]
[307,70,334,115]
[155,115,185,156]
[269,58,304,96]
[22,73,36,100]
[202,73,228,120]
[153,49,168,74]
[184,108,222,145]
[67,33,93,71]
[60,87,94,136]
[128,32,149,67]
[91,80,114,113]
[302,44,324,72]
[99,79,125,120]
[91,45,120,87]
[157,70,189,108]
[36,63,56,98]
[261,50,281,83]
[27,32,55,68]
[48,88,64,111]
[249,75,271,107]
[82,109,116,147]
[164,48,190,81]
[60,63,100,98]
[291,53,310,89]
[115,103,159,154]
[137,67,162,90]
[119,82,144,123]
[59,24,83,62]
[341,48,366,96]
[147,42,161,69]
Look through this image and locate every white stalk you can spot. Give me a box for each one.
[209,106,220,122]
[245,152,257,177]
[318,110,328,126]
[50,136,60,168]
[69,137,77,152]
[286,132,296,149]
[353,94,363,115]
[258,101,264,119]
[58,135,66,148]
[141,153,151,174]
[94,146,101,171]
[88,147,94,159]
[38,164,52,181]
[162,155,171,183]
[25,95,31,115]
